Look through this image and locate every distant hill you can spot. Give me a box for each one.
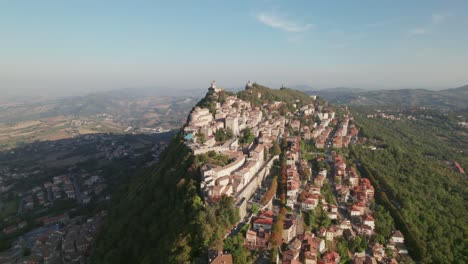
[441,84,468,95]
[307,85,468,109]
[303,87,367,104]
[0,89,199,124]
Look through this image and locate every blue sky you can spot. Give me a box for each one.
[1,0,467,96]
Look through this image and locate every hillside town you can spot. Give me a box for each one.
[183,82,410,264]
[184,81,286,207]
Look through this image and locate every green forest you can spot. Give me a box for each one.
[349,109,468,263]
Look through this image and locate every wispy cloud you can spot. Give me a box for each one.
[365,23,381,28]
[365,18,400,28]
[256,12,314,32]
[432,13,449,24]
[409,28,427,35]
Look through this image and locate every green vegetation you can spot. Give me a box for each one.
[299,139,317,160]
[269,141,281,156]
[321,183,336,205]
[237,83,314,108]
[93,134,240,263]
[348,235,367,253]
[315,85,468,110]
[196,87,224,113]
[224,233,248,264]
[304,204,331,231]
[316,205,331,229]
[195,151,232,167]
[195,132,207,144]
[336,238,351,263]
[304,209,318,230]
[239,128,255,145]
[350,110,468,263]
[372,204,395,239]
[0,200,18,219]
[214,128,233,142]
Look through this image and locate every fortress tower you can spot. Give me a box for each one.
[245,80,253,90]
[225,115,239,136]
[210,80,222,93]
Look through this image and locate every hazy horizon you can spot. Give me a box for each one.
[1,1,468,97]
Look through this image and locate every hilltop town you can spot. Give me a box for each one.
[180,82,409,264]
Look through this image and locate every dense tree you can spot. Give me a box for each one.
[317,206,331,228]
[350,111,468,263]
[305,209,318,229]
[214,128,233,143]
[260,176,278,205]
[270,141,281,156]
[196,132,206,144]
[373,205,394,239]
[239,128,255,145]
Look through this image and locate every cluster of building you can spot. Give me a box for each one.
[182,82,413,263]
[80,174,106,201]
[244,207,334,264]
[243,119,408,263]
[283,134,312,209]
[331,116,359,148]
[302,112,336,149]
[0,132,167,242]
[330,152,409,263]
[50,175,76,200]
[366,112,402,120]
[184,82,287,202]
[298,109,358,150]
[1,221,27,236]
[0,213,105,264]
[245,211,274,250]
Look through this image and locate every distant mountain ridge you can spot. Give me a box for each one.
[0,88,199,123]
[304,84,468,109]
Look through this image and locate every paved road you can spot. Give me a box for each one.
[324,126,347,219]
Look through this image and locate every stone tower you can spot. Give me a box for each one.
[225,115,239,136]
[245,80,253,90]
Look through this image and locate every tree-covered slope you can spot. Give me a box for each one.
[349,111,468,263]
[92,133,240,263]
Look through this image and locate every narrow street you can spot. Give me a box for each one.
[324,127,348,220]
